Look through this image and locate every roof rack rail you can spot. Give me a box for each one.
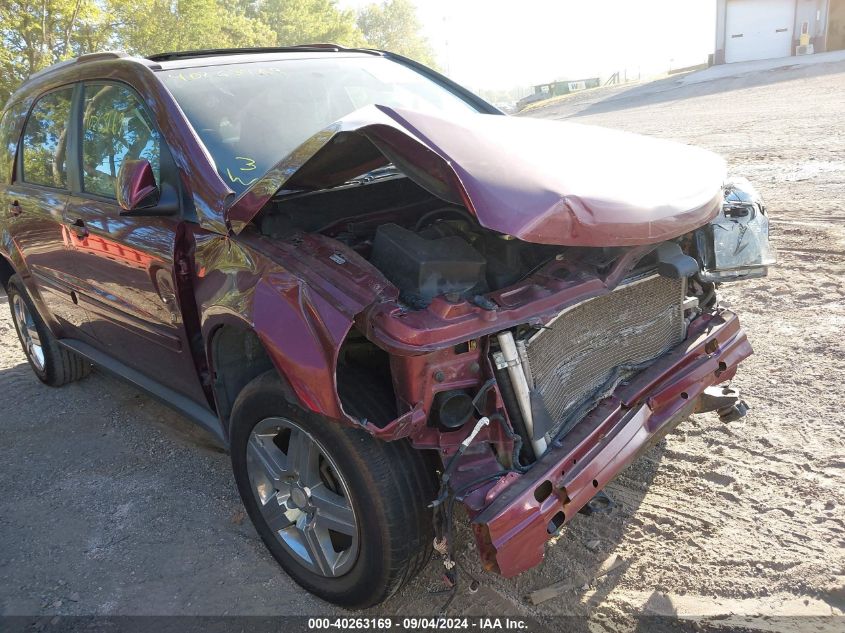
[76,51,128,64]
[21,50,143,90]
[146,45,382,62]
[26,59,76,82]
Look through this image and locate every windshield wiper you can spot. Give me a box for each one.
[271,165,403,202]
[345,164,402,185]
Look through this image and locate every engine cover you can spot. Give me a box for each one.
[370,223,486,306]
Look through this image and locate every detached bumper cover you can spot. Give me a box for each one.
[471,309,752,577]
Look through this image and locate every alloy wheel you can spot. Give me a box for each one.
[11,293,45,372]
[246,417,359,577]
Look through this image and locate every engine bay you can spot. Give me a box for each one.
[257,176,568,308]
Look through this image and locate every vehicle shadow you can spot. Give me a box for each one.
[0,286,225,454]
[371,429,675,630]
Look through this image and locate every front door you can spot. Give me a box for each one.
[61,81,207,404]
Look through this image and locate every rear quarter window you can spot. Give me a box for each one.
[21,87,75,189]
[0,102,27,184]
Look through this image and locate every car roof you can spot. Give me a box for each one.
[5,46,382,106]
[149,48,380,71]
[147,44,380,63]
[7,51,154,105]
[24,51,141,82]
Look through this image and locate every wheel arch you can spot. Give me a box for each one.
[199,269,398,438]
[0,253,15,290]
[206,317,301,439]
[0,245,63,338]
[0,227,27,290]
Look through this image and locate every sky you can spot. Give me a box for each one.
[340,0,718,92]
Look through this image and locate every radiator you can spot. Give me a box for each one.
[520,275,687,439]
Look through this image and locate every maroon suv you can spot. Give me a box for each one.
[0,46,774,608]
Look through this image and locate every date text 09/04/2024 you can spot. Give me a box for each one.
[307,617,531,630]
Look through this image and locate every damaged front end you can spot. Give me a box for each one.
[356,189,769,578]
[229,106,773,578]
[468,308,752,576]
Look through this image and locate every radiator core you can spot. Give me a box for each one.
[521,275,687,439]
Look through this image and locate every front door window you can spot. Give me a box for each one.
[81,84,160,199]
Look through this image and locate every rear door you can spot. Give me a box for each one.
[3,85,96,337]
[61,81,207,403]
[0,101,28,252]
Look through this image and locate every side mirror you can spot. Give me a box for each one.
[116,159,177,216]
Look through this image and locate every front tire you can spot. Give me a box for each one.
[6,274,91,386]
[230,371,435,608]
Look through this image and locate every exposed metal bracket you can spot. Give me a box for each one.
[496,331,548,457]
[695,384,749,422]
[578,491,615,516]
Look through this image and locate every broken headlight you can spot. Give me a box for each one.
[695,177,776,282]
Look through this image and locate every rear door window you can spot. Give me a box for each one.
[21,87,75,188]
[0,102,27,184]
[81,83,160,199]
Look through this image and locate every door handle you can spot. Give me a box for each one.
[9,201,22,217]
[67,218,89,239]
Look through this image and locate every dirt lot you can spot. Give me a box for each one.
[1,57,844,629]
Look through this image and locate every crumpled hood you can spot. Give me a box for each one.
[226,105,726,246]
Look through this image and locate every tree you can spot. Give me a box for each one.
[0,0,433,105]
[110,0,273,56]
[256,0,365,47]
[0,0,111,103]
[0,0,274,103]
[357,0,436,67]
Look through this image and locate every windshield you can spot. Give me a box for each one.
[158,55,480,194]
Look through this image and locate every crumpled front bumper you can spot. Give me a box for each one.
[470,309,752,577]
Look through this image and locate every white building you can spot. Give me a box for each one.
[715,0,845,64]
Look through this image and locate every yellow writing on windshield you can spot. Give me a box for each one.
[226,156,259,186]
[235,156,256,171]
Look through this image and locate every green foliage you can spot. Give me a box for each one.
[257,0,366,47]
[0,0,112,103]
[111,0,273,56]
[357,0,436,67]
[0,0,437,107]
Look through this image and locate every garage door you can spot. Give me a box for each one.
[725,0,794,63]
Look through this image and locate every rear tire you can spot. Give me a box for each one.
[230,370,435,608]
[6,274,91,386]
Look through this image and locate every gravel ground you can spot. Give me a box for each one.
[1,56,844,629]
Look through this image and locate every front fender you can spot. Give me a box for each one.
[252,274,352,419]
[194,231,358,425]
